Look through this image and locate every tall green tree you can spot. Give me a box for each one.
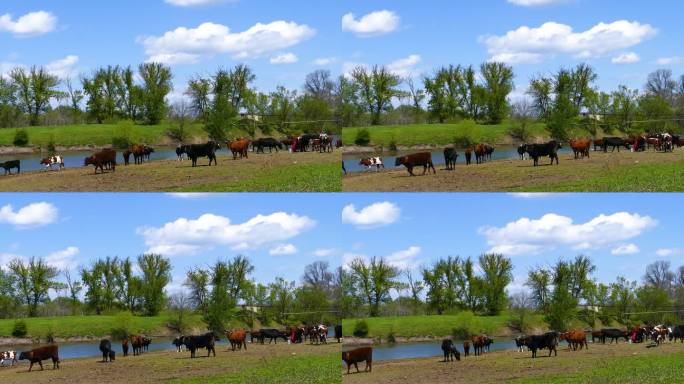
[138,62,172,125]
[480,62,514,123]
[9,66,62,126]
[479,253,513,315]
[138,254,171,316]
[185,268,210,315]
[351,65,403,125]
[8,257,60,317]
[349,256,401,317]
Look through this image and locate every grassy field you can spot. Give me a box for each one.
[0,122,207,147]
[343,149,684,192]
[0,313,206,339]
[0,340,339,384]
[343,312,546,340]
[0,151,340,192]
[342,121,548,148]
[342,342,684,384]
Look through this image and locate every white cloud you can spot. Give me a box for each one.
[270,52,298,64]
[611,243,640,255]
[507,0,569,6]
[137,212,315,256]
[480,212,656,256]
[166,193,213,199]
[387,54,421,78]
[269,243,298,255]
[656,57,682,65]
[0,11,57,38]
[0,202,59,229]
[386,246,422,270]
[45,55,79,79]
[314,57,336,66]
[342,201,401,229]
[314,248,336,257]
[139,21,316,64]
[612,52,640,64]
[655,248,683,257]
[45,246,80,270]
[165,0,230,6]
[509,193,554,199]
[481,20,657,64]
[342,10,400,37]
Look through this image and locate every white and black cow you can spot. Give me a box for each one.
[0,350,17,367]
[359,157,384,172]
[40,155,65,171]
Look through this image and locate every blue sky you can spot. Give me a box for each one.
[1,0,683,101]
[0,193,342,294]
[341,193,684,296]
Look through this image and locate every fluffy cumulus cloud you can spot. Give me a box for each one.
[387,54,421,78]
[342,201,401,229]
[313,248,336,257]
[165,0,230,6]
[137,212,315,256]
[342,10,400,37]
[655,248,683,257]
[45,246,80,269]
[269,243,298,255]
[481,20,657,64]
[45,55,79,79]
[656,57,682,65]
[480,212,656,256]
[611,243,640,255]
[507,0,569,6]
[270,52,298,64]
[0,11,57,38]
[0,202,58,229]
[612,52,640,64]
[139,21,315,64]
[314,57,336,66]
[386,246,422,269]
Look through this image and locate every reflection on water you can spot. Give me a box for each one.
[345,339,519,362]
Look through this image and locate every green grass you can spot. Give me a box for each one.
[521,160,684,192]
[0,122,208,147]
[170,352,339,384]
[342,312,546,339]
[510,352,684,384]
[0,312,205,338]
[342,121,548,148]
[176,162,341,192]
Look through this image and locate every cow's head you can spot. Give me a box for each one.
[394,157,405,167]
[109,351,116,361]
[18,351,28,361]
[84,157,93,166]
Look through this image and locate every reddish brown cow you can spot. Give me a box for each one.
[342,347,372,374]
[226,329,247,351]
[474,144,487,164]
[131,335,143,356]
[471,335,486,356]
[559,330,588,351]
[593,139,604,151]
[570,139,591,159]
[122,339,129,357]
[131,144,145,165]
[84,149,116,174]
[465,148,472,165]
[228,139,251,160]
[394,152,436,176]
[336,139,343,148]
[463,340,470,357]
[18,345,60,372]
[123,150,132,165]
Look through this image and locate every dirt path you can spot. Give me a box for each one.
[342,150,684,192]
[0,342,338,384]
[0,151,339,192]
[342,342,684,383]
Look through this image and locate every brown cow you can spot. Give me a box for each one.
[123,150,132,166]
[84,149,116,174]
[471,335,486,356]
[569,139,591,159]
[474,144,486,164]
[559,330,588,351]
[226,329,247,351]
[342,347,372,374]
[465,148,472,165]
[18,345,60,372]
[394,152,436,176]
[122,339,129,357]
[463,340,470,357]
[592,139,604,151]
[130,335,143,356]
[131,144,145,165]
[227,139,251,160]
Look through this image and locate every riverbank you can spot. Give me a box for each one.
[0,151,340,192]
[343,150,684,192]
[0,341,339,384]
[342,342,684,384]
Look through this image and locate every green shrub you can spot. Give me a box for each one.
[353,320,369,337]
[388,135,398,151]
[354,128,371,146]
[12,320,27,338]
[45,324,55,343]
[386,326,396,343]
[47,135,57,155]
[13,128,29,146]
[111,312,134,340]
[112,119,135,149]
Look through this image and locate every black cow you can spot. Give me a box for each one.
[0,160,20,175]
[602,137,630,153]
[444,148,459,170]
[342,161,347,175]
[523,332,558,358]
[172,336,184,352]
[670,325,684,343]
[259,329,288,344]
[335,325,342,343]
[181,333,218,358]
[142,337,151,351]
[441,339,461,362]
[183,142,220,167]
[601,328,629,344]
[514,336,527,352]
[99,340,115,362]
[254,138,283,153]
[517,144,526,160]
[524,141,561,166]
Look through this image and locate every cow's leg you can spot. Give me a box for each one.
[407,166,414,176]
